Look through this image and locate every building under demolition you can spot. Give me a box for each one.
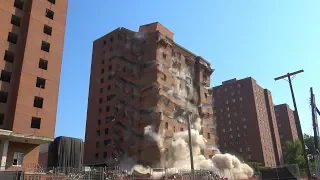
[84,22,217,167]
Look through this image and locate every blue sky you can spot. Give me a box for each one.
[56,0,320,139]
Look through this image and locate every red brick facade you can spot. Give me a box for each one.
[0,0,67,168]
[213,77,283,167]
[84,22,216,166]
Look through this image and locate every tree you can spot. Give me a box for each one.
[303,133,320,162]
[284,140,305,168]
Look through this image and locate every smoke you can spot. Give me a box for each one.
[127,125,254,179]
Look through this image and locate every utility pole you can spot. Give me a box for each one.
[187,114,195,179]
[274,69,311,178]
[311,87,319,151]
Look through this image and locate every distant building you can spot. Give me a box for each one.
[212,77,284,167]
[84,22,216,166]
[274,104,299,155]
[0,0,68,169]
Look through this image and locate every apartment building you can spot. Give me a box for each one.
[0,0,68,169]
[274,104,299,154]
[213,77,284,167]
[84,22,216,167]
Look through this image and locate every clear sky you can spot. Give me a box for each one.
[56,0,320,139]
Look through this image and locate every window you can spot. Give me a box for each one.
[180,128,183,131]
[0,113,4,125]
[103,40,106,45]
[110,37,114,43]
[96,142,99,148]
[173,126,176,132]
[39,58,48,70]
[106,106,110,112]
[225,100,228,104]
[96,130,100,136]
[227,114,230,118]
[99,98,102,104]
[14,0,24,10]
[100,78,104,83]
[102,59,105,64]
[0,70,11,83]
[45,9,54,20]
[100,88,103,94]
[107,85,111,91]
[105,128,108,135]
[162,53,167,59]
[31,117,41,129]
[207,133,210,139]
[239,97,243,101]
[95,153,99,159]
[33,96,44,108]
[165,122,168,129]
[41,41,50,52]
[7,32,18,44]
[4,50,15,63]
[36,77,46,89]
[109,65,112,70]
[48,0,56,4]
[11,15,21,27]
[108,75,112,80]
[98,119,101,125]
[12,152,23,166]
[104,140,111,146]
[98,108,102,114]
[104,152,107,158]
[43,25,52,35]
[109,47,113,52]
[232,99,236,103]
[101,68,104,74]
[0,91,8,103]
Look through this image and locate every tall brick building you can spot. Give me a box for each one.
[274,104,299,155]
[212,77,284,167]
[0,0,68,169]
[84,22,216,166]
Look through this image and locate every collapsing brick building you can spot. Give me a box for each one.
[84,22,216,167]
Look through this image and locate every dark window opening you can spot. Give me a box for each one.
[48,0,56,4]
[0,70,12,83]
[102,59,105,64]
[107,95,115,101]
[96,142,99,148]
[33,96,44,108]
[31,117,41,129]
[43,25,52,35]
[109,65,112,70]
[104,140,112,146]
[104,152,107,158]
[180,128,183,131]
[107,85,111,90]
[110,37,114,43]
[96,130,100,136]
[101,68,104,74]
[165,122,168,129]
[122,112,126,118]
[14,0,24,10]
[41,41,50,52]
[105,128,108,135]
[39,58,48,70]
[100,78,104,83]
[7,32,18,44]
[0,91,8,103]
[98,119,101,125]
[123,67,126,72]
[95,153,99,159]
[4,50,14,63]
[98,108,102,114]
[105,116,115,123]
[36,77,46,89]
[106,106,110,112]
[162,53,167,59]
[99,98,102,104]
[103,40,106,45]
[207,133,211,139]
[0,114,4,125]
[45,9,54,20]
[11,15,21,27]
[100,88,103,94]
[108,75,112,80]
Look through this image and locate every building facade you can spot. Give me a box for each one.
[213,77,283,167]
[0,0,68,169]
[84,22,216,166]
[274,104,299,155]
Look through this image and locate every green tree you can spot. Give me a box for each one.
[284,140,305,168]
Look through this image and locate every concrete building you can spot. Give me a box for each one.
[84,22,216,166]
[0,0,68,169]
[212,77,283,167]
[274,104,299,155]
